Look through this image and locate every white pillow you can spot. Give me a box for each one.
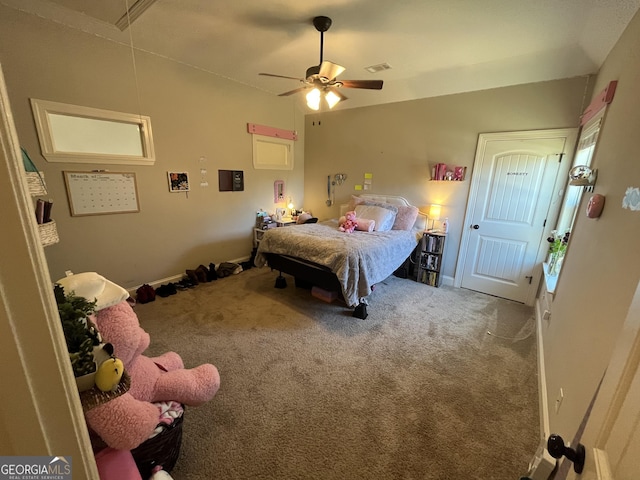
[355,204,397,231]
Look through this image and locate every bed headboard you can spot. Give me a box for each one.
[340,194,427,231]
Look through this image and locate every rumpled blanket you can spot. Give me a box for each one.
[255,219,419,307]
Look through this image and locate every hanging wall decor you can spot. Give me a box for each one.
[168,172,190,192]
[622,187,640,211]
[586,194,605,218]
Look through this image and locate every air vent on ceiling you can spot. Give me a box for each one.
[364,63,392,73]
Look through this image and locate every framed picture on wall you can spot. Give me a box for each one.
[168,171,190,192]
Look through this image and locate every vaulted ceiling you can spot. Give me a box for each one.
[4,0,640,110]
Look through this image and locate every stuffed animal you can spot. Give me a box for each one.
[59,272,220,451]
[339,210,358,233]
[85,300,220,450]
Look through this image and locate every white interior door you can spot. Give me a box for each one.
[564,279,640,480]
[457,130,575,304]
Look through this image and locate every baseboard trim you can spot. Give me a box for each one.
[534,298,550,443]
[441,275,454,287]
[126,255,252,297]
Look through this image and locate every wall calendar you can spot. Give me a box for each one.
[63,171,140,216]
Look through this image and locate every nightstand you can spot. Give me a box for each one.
[253,227,267,247]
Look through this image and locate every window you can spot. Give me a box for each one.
[555,111,603,234]
[30,99,155,165]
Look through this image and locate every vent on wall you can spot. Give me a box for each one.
[364,63,392,73]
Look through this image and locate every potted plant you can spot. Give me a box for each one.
[54,284,101,391]
[546,230,570,276]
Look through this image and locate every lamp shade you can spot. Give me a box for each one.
[428,204,442,221]
[325,90,341,109]
[306,88,341,110]
[306,88,321,110]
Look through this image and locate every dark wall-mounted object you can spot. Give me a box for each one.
[218,170,244,191]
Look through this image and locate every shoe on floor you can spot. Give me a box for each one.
[195,265,209,283]
[207,263,218,281]
[186,269,199,285]
[156,285,170,297]
[156,283,177,297]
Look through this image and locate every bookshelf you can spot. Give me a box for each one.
[416,232,446,287]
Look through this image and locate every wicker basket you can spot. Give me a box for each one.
[131,411,184,478]
[26,171,47,196]
[80,371,131,413]
[38,220,59,247]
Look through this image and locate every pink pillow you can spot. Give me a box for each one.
[347,195,366,212]
[392,205,419,230]
[355,218,375,232]
[347,196,418,230]
[296,213,312,224]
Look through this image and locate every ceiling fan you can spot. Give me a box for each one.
[259,16,383,110]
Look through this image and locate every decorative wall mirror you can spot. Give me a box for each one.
[30,98,155,165]
[274,180,285,203]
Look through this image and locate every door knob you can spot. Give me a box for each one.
[547,434,585,474]
[471,224,479,229]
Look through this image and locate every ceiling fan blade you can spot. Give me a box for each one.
[318,61,345,81]
[338,79,384,90]
[278,87,310,97]
[259,73,305,82]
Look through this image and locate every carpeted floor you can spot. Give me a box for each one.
[134,266,539,479]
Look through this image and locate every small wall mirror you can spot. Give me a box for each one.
[274,180,285,203]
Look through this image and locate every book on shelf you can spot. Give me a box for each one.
[425,234,443,253]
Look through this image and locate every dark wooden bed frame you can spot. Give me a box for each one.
[263,252,371,319]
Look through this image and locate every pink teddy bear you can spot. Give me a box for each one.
[85,300,220,450]
[339,210,358,233]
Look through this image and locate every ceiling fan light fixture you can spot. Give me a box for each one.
[325,90,341,109]
[306,88,321,110]
[260,16,383,105]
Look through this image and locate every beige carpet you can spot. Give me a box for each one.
[134,266,539,479]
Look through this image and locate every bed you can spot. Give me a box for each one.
[254,195,427,319]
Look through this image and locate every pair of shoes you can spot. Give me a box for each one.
[136,284,156,304]
[217,262,242,278]
[185,269,199,285]
[207,263,218,281]
[156,283,177,297]
[174,281,188,290]
[178,277,197,289]
[195,264,210,283]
